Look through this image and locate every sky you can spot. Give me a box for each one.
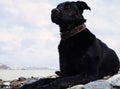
[0,0,120,69]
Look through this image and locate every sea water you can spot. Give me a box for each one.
[0,69,56,81]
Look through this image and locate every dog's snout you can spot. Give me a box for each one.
[52,8,60,14]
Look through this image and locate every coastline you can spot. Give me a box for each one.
[0,69,56,81]
[0,69,119,89]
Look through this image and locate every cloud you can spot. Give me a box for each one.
[0,0,60,68]
[0,0,54,28]
[0,0,119,68]
[0,25,59,67]
[84,0,120,58]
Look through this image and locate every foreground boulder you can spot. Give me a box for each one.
[18,74,120,89]
[108,74,120,86]
[68,74,120,89]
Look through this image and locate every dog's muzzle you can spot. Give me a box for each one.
[51,8,61,23]
[52,8,60,15]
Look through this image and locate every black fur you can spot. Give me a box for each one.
[20,1,120,89]
[58,29,119,77]
[51,0,120,88]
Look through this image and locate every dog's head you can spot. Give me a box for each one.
[51,1,90,32]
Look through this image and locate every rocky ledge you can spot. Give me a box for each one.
[0,77,39,89]
[68,74,120,89]
[1,74,120,89]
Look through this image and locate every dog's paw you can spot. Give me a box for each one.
[55,71,62,76]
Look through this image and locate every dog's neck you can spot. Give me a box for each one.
[60,24,86,40]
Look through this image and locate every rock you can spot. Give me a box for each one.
[5,74,120,89]
[67,85,84,89]
[18,77,26,81]
[3,82,10,86]
[25,78,38,84]
[69,74,120,89]
[84,80,112,89]
[68,80,112,89]
[107,74,120,86]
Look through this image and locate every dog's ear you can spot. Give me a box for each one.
[76,1,91,14]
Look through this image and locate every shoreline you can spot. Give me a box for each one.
[0,76,40,89]
[0,69,56,81]
[0,69,119,89]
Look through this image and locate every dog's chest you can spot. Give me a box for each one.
[59,39,87,59]
[59,39,94,73]
[58,31,94,56]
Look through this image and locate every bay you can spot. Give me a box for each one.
[0,69,56,81]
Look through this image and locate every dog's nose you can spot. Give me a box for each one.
[51,8,60,14]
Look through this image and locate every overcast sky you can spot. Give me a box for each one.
[0,0,120,69]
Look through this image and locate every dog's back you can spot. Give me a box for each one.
[87,38,119,77]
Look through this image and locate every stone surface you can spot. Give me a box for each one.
[68,80,112,89]
[107,74,120,86]
[69,74,120,89]
[1,74,120,89]
[84,80,112,89]
[67,85,84,89]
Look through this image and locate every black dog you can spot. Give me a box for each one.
[51,0,120,88]
[20,1,120,89]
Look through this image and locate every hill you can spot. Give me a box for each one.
[0,63,11,69]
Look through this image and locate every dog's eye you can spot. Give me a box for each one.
[64,4,71,10]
